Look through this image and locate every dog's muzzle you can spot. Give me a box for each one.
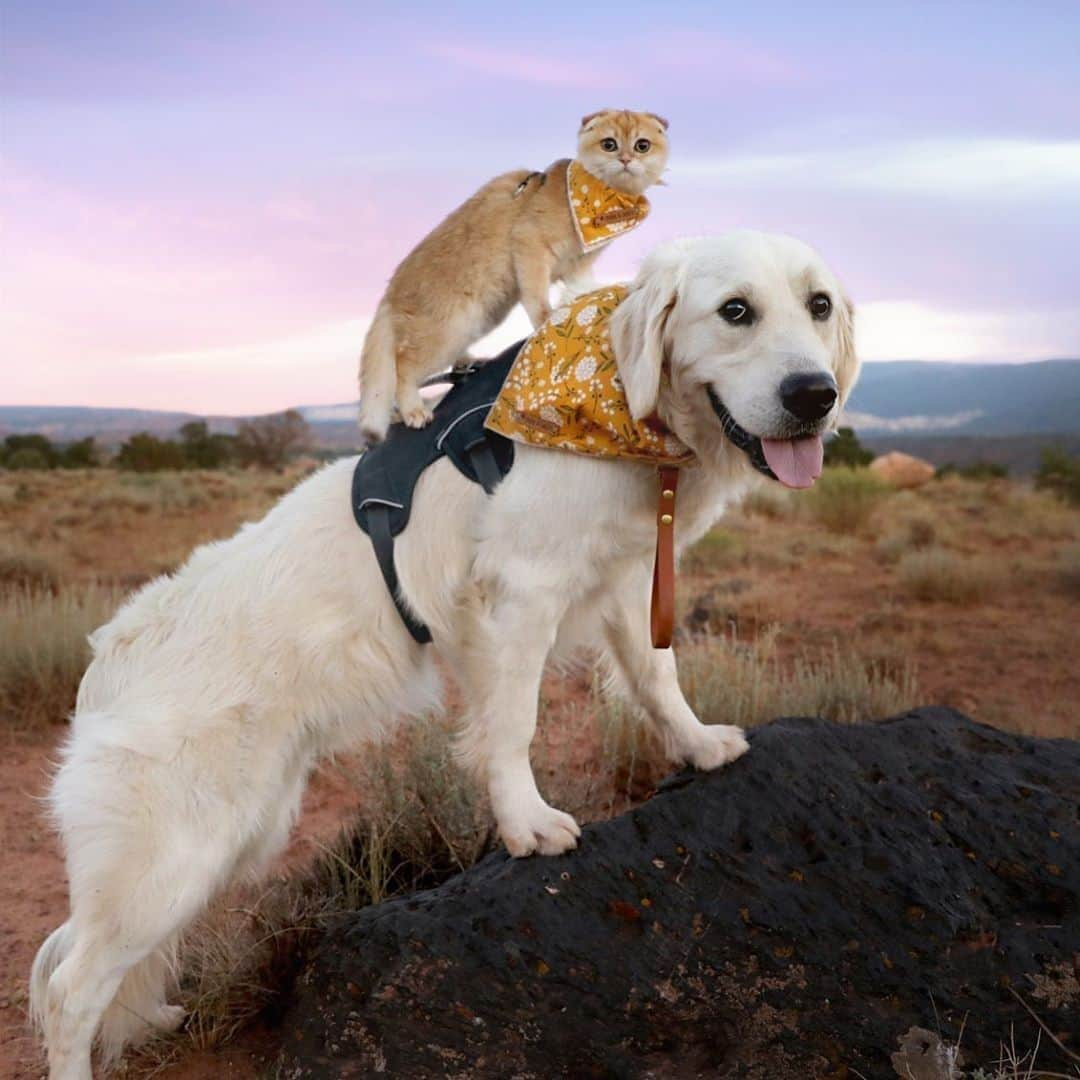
[706,386,777,481]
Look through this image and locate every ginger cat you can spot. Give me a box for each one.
[357,109,669,442]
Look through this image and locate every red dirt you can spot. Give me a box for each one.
[0,738,369,1079]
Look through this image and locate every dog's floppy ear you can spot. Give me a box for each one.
[610,250,682,420]
[833,295,860,409]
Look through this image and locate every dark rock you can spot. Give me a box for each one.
[276,708,1080,1078]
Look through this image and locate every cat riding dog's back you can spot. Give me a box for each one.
[357,108,669,443]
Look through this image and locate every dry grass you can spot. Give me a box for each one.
[0,543,62,594]
[0,584,126,729]
[131,716,490,1064]
[896,548,995,605]
[1058,543,1080,598]
[680,628,919,729]
[805,466,890,534]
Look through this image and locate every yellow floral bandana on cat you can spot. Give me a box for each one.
[485,285,695,466]
[566,161,650,252]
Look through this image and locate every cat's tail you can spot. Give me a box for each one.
[358,303,396,444]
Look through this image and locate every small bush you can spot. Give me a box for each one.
[679,629,918,728]
[937,460,1008,480]
[823,426,874,468]
[1035,447,1080,506]
[896,548,993,604]
[741,485,796,519]
[683,528,745,571]
[1058,543,1080,597]
[115,432,188,472]
[0,545,61,594]
[805,467,889,534]
[0,584,125,728]
[4,446,50,470]
[875,513,938,564]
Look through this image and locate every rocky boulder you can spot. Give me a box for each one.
[276,708,1079,1078]
[870,451,937,488]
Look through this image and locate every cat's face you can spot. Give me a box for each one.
[577,110,669,195]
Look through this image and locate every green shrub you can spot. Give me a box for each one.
[805,467,888,533]
[896,548,993,604]
[4,446,50,471]
[1035,447,1080,506]
[115,432,189,472]
[823,426,874,468]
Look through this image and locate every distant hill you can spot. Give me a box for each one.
[842,358,1079,436]
[3,359,1078,473]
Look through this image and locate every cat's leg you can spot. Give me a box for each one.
[513,248,555,329]
[601,569,750,770]
[394,341,435,429]
[357,305,398,443]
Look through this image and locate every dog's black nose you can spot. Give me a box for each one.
[779,372,838,422]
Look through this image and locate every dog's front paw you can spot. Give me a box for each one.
[683,723,750,771]
[499,801,581,858]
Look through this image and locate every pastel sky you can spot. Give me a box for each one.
[2,0,1079,414]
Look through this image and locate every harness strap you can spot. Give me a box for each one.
[650,466,681,649]
[466,437,503,495]
[366,505,432,645]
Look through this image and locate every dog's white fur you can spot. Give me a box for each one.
[30,231,857,1078]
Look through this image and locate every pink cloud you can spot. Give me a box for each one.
[424,42,627,90]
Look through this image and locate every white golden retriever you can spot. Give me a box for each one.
[31,231,857,1078]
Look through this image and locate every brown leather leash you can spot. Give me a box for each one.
[650,465,681,649]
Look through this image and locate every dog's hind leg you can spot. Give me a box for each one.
[601,569,750,771]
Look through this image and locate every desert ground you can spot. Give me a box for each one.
[1,462,1077,1078]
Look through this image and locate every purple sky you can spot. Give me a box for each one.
[3,1,1079,414]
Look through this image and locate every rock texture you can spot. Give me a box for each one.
[277,709,1079,1079]
[870,451,937,488]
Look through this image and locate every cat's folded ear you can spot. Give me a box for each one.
[609,249,683,420]
[647,113,670,130]
[579,110,611,131]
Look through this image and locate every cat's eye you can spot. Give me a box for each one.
[634,138,651,153]
[808,293,832,320]
[720,298,754,326]
[600,138,618,152]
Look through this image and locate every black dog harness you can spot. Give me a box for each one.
[351,343,519,644]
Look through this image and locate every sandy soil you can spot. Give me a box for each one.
[2,469,1077,1077]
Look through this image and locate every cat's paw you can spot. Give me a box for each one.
[401,402,434,429]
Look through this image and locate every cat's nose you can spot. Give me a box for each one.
[779,372,838,422]
[619,156,632,165]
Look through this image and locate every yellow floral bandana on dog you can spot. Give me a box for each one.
[485,285,695,466]
[566,161,650,252]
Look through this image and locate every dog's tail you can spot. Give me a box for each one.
[357,302,397,444]
[29,920,73,1038]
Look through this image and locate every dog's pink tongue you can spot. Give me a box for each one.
[760,435,824,489]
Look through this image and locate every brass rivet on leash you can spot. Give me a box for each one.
[650,466,681,649]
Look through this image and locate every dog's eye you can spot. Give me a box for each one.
[809,293,832,320]
[634,138,651,153]
[600,138,618,152]
[719,298,754,326]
